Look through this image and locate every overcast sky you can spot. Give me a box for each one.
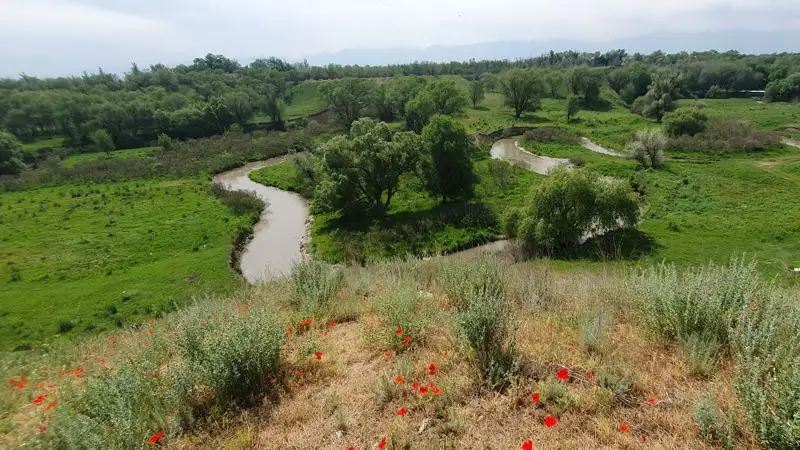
[1,0,799,77]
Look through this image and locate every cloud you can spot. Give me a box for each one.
[0,0,798,76]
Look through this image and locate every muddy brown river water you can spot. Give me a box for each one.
[489,137,569,175]
[212,158,309,283]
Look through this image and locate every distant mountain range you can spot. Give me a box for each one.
[303,29,800,66]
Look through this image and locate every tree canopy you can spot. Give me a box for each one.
[500,69,544,119]
[420,115,476,202]
[0,131,25,175]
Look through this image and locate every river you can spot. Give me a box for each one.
[489,137,569,175]
[212,158,309,283]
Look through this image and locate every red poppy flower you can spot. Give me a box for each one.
[411,381,420,389]
[396,407,408,416]
[348,448,355,450]
[40,426,47,433]
[544,415,558,428]
[286,327,293,334]
[432,387,443,396]
[427,363,437,376]
[7,377,16,384]
[148,431,164,444]
[395,328,403,335]
[443,351,449,357]
[403,336,411,346]
[72,368,85,377]
[556,368,569,381]
[314,351,323,360]
[44,401,57,411]
[15,382,25,389]
[32,395,48,405]
[147,329,154,335]
[148,319,155,326]
[647,397,656,406]
[419,386,429,395]
[394,376,406,384]
[619,424,630,433]
[384,351,392,358]
[641,435,648,442]
[586,370,595,381]
[21,376,27,382]
[521,440,533,450]
[532,392,541,404]
[329,322,336,328]
[106,335,114,341]
[378,437,387,449]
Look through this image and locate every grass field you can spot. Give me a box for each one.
[60,147,159,168]
[0,178,252,350]
[21,137,65,153]
[677,98,800,137]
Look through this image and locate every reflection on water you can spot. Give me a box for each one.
[489,137,569,175]
[212,159,309,283]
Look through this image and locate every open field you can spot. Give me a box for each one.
[0,178,253,350]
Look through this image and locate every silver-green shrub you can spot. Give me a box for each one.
[290,259,343,316]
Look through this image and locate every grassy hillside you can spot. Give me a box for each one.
[60,147,159,168]
[0,178,253,350]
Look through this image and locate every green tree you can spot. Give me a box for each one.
[0,130,26,175]
[90,129,115,156]
[631,69,681,122]
[404,93,437,133]
[566,95,580,123]
[423,79,468,115]
[316,118,421,216]
[420,115,476,201]
[507,167,639,254]
[500,69,544,119]
[319,78,375,126]
[469,80,485,107]
[545,71,565,98]
[663,107,708,137]
[567,65,603,105]
[480,73,499,92]
[625,129,666,169]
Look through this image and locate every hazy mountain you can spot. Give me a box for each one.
[304,29,800,66]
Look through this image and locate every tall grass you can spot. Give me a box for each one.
[290,259,343,317]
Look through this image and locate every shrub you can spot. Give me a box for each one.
[210,183,264,216]
[174,305,284,408]
[290,259,343,317]
[694,395,736,449]
[681,332,721,378]
[663,107,708,137]
[579,306,611,354]
[732,289,800,448]
[633,257,760,356]
[365,287,433,352]
[668,121,782,153]
[440,255,505,311]
[625,129,666,169]
[522,127,580,144]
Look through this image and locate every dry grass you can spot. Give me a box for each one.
[1,256,766,449]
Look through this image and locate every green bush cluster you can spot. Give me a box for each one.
[290,259,344,317]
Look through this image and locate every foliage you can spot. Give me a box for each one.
[694,395,736,449]
[420,115,476,202]
[289,259,343,317]
[90,129,115,155]
[405,79,468,132]
[579,306,611,354]
[663,107,708,137]
[566,95,580,123]
[625,129,666,169]
[0,130,26,175]
[365,286,432,352]
[210,182,265,216]
[765,73,800,102]
[157,133,173,151]
[668,120,781,152]
[522,127,579,144]
[507,167,640,255]
[469,80,486,107]
[567,65,603,106]
[544,71,565,98]
[608,61,653,104]
[500,69,544,119]
[319,78,375,125]
[316,118,421,216]
[631,69,681,121]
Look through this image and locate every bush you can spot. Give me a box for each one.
[663,107,708,137]
[290,259,343,317]
[522,127,579,144]
[694,395,736,449]
[668,121,782,153]
[157,133,173,151]
[174,305,284,408]
[365,286,432,352]
[733,289,800,448]
[579,306,611,354]
[440,255,505,311]
[210,183,265,216]
[633,257,760,356]
[625,129,666,169]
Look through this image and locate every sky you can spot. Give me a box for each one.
[1,0,800,77]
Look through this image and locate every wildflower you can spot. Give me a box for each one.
[378,437,387,449]
[556,368,569,381]
[296,370,304,377]
[432,387,443,396]
[7,377,16,384]
[44,401,57,411]
[396,407,408,416]
[148,319,155,326]
[619,424,630,433]
[641,435,648,442]
[544,415,558,428]
[315,351,323,360]
[443,351,449,357]
[148,431,164,444]
[348,448,355,450]
[395,327,403,335]
[384,351,392,359]
[586,370,595,381]
[106,335,114,341]
[72,367,85,377]
[40,426,47,433]
[532,392,541,404]
[419,386,429,395]
[323,331,328,337]
[147,329,154,335]
[21,376,27,382]
[647,397,656,406]
[411,381,420,389]
[522,440,533,450]
[403,336,411,346]
[286,327,293,335]
[15,382,25,389]
[427,363,437,376]
[32,395,48,405]
[329,322,336,328]
[394,376,406,384]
